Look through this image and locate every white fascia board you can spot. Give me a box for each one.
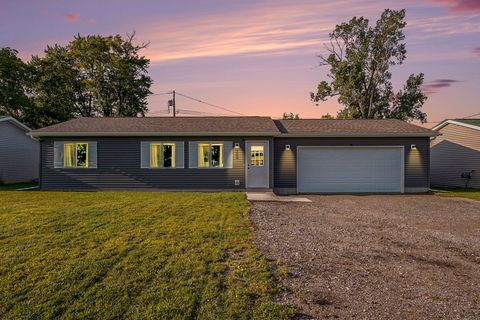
[432,120,480,132]
[0,116,32,132]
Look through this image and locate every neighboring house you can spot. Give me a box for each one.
[28,117,436,194]
[431,119,480,188]
[0,116,39,184]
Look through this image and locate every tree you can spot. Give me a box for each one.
[321,113,334,119]
[310,9,427,123]
[28,33,152,127]
[0,48,34,126]
[29,45,86,127]
[282,112,300,120]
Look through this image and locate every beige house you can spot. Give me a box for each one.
[431,119,480,188]
[0,116,39,184]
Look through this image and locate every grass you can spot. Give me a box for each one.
[0,182,38,191]
[0,191,294,319]
[434,187,480,201]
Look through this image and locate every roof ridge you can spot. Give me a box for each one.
[74,116,270,119]
[278,118,401,121]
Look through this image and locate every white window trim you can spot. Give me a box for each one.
[148,142,177,169]
[64,142,89,169]
[196,142,224,169]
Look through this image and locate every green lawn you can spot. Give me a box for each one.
[434,187,480,201]
[0,191,294,319]
[0,182,38,191]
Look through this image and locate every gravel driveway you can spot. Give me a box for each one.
[250,195,480,319]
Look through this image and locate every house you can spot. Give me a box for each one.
[0,116,39,184]
[431,119,480,188]
[28,117,436,194]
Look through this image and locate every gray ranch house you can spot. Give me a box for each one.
[29,117,436,194]
[0,116,39,184]
[431,119,480,188]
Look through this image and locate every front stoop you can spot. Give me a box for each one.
[246,192,312,202]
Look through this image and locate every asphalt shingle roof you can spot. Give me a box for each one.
[30,117,436,137]
[31,117,279,136]
[274,119,434,136]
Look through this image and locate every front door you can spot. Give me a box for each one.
[246,141,269,188]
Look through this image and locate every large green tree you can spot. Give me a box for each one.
[1,33,153,128]
[311,9,427,123]
[0,48,35,126]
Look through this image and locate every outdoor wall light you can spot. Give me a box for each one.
[411,144,417,150]
[234,143,240,149]
[285,144,291,151]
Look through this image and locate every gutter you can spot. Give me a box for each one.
[27,131,280,138]
[0,116,33,132]
[28,131,437,138]
[275,132,437,138]
[432,120,480,132]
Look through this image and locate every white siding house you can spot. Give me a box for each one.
[0,116,39,184]
[431,119,480,188]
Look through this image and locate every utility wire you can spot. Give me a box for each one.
[148,109,171,115]
[151,91,173,95]
[464,112,480,118]
[175,107,231,116]
[425,111,480,124]
[148,107,229,117]
[175,91,245,116]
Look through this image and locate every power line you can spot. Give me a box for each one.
[148,109,171,115]
[151,90,244,117]
[464,112,480,118]
[176,107,231,116]
[424,111,480,124]
[175,91,244,116]
[151,91,173,95]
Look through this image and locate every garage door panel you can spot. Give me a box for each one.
[298,147,403,193]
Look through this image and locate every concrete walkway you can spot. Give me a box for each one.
[246,192,312,202]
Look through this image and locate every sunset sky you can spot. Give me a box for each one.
[1,0,479,127]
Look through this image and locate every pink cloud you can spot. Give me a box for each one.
[473,46,480,55]
[422,79,460,94]
[429,0,480,13]
[64,13,80,23]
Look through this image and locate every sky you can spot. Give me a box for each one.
[1,0,479,127]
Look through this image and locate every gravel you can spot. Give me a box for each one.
[250,195,480,319]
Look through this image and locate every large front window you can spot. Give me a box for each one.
[198,143,223,168]
[150,143,175,168]
[64,142,88,167]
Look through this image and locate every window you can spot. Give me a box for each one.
[64,142,88,168]
[250,146,264,166]
[150,143,175,168]
[198,143,223,168]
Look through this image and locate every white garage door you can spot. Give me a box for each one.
[298,147,403,193]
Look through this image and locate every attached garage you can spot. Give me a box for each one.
[273,118,436,195]
[297,146,404,193]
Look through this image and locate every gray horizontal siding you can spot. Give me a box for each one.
[274,137,430,192]
[431,123,480,188]
[0,122,39,184]
[40,137,248,190]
